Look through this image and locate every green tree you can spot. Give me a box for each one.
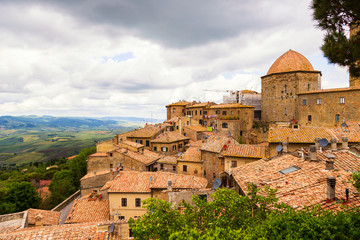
[48,170,76,205]
[0,182,41,214]
[68,146,96,187]
[311,0,360,76]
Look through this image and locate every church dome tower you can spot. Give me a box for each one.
[261,50,322,123]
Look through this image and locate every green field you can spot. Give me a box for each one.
[0,116,138,166]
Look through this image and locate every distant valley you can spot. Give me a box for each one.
[0,115,161,166]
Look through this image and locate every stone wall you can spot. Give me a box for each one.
[151,141,187,155]
[261,71,321,122]
[177,161,203,178]
[297,88,360,127]
[168,189,215,208]
[96,139,115,153]
[80,171,117,197]
[166,105,186,120]
[201,151,223,187]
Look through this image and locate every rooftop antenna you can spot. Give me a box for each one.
[276,144,283,154]
[319,138,329,152]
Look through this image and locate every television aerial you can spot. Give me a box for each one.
[212,178,222,190]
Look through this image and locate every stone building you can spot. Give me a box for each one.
[261,50,322,123]
[177,142,203,178]
[166,101,190,120]
[185,102,216,125]
[151,131,189,154]
[153,155,178,172]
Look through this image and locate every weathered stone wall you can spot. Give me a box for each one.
[96,139,115,153]
[168,189,215,208]
[201,151,223,187]
[166,105,186,120]
[297,88,360,127]
[224,156,260,171]
[153,162,177,173]
[87,156,109,172]
[151,141,187,155]
[80,171,117,197]
[177,161,203,178]
[261,71,321,122]
[183,127,199,141]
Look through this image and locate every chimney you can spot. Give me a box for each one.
[35,214,44,227]
[331,138,337,152]
[142,148,144,154]
[325,160,334,170]
[342,137,349,149]
[309,145,317,161]
[282,141,288,153]
[167,180,172,191]
[315,138,321,150]
[326,176,336,201]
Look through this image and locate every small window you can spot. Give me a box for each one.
[172,166,176,171]
[121,198,127,207]
[204,110,207,115]
[335,114,340,122]
[231,161,237,168]
[119,216,125,220]
[284,84,287,94]
[176,126,179,130]
[316,98,321,105]
[135,198,141,207]
[222,111,227,116]
[154,146,157,151]
[221,159,224,166]
[109,153,113,157]
[160,163,164,170]
[279,166,300,174]
[178,144,183,149]
[308,115,312,122]
[302,99,307,106]
[173,145,176,150]
[183,165,187,172]
[200,110,202,115]
[213,173,216,179]
[162,147,168,152]
[216,110,220,114]
[240,131,243,136]
[284,108,287,115]
[146,140,150,147]
[194,169,198,174]
[110,163,113,168]
[307,84,311,91]
[187,121,189,125]
[195,110,197,115]
[340,97,345,104]
[230,111,233,115]
[222,123,228,128]
[204,170,206,176]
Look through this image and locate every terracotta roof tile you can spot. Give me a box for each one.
[124,149,160,166]
[201,135,239,153]
[0,220,126,240]
[80,169,111,181]
[179,146,202,162]
[298,86,360,95]
[166,101,191,107]
[269,122,360,143]
[108,171,207,193]
[151,131,189,143]
[157,155,178,164]
[184,125,207,132]
[230,150,359,210]
[209,103,253,109]
[186,102,215,108]
[223,144,268,158]
[119,140,143,148]
[26,208,60,226]
[89,152,108,157]
[65,198,109,224]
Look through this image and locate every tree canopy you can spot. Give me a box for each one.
[129,187,360,240]
[311,0,360,77]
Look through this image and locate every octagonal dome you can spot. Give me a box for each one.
[267,50,314,75]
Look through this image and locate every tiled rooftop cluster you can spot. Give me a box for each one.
[201,135,239,153]
[269,121,360,143]
[27,208,60,226]
[107,171,208,193]
[223,144,268,159]
[230,149,360,210]
[65,198,109,224]
[151,131,189,143]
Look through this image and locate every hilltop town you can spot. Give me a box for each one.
[1,49,360,239]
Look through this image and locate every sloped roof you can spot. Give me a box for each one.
[201,135,239,153]
[209,103,253,109]
[107,171,207,193]
[186,102,215,108]
[26,208,60,226]
[184,125,207,132]
[269,122,360,143]
[124,126,163,139]
[157,155,178,164]
[124,149,160,166]
[230,150,359,210]
[151,131,189,143]
[267,50,315,75]
[223,144,268,159]
[80,169,111,181]
[0,220,127,240]
[119,140,144,148]
[65,198,109,224]
[298,86,360,95]
[179,146,202,163]
[89,152,107,157]
[166,101,191,107]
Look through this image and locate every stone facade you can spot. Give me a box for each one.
[201,151,224,187]
[109,192,150,220]
[166,101,190,120]
[297,87,360,127]
[261,71,321,123]
[177,160,203,178]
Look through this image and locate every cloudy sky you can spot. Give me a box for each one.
[0,0,350,120]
